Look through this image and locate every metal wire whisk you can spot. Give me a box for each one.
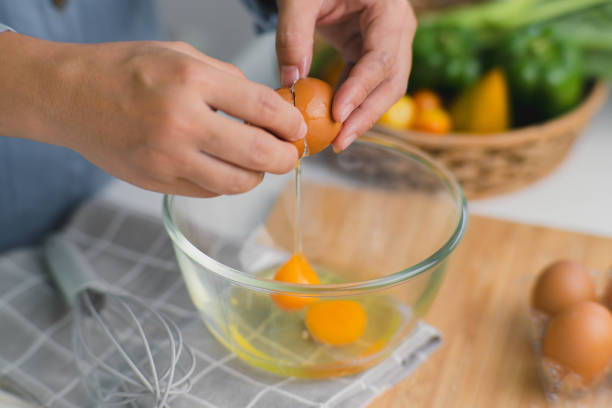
[44,235,196,408]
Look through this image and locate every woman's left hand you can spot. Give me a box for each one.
[275,0,417,152]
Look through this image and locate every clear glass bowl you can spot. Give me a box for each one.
[163,133,468,378]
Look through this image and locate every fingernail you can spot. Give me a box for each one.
[297,120,307,141]
[339,133,357,152]
[299,56,310,79]
[280,65,299,87]
[340,104,355,123]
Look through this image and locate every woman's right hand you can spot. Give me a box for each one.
[0,33,306,197]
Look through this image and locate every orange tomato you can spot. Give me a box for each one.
[412,89,442,113]
[413,107,452,134]
[305,300,367,346]
[271,253,320,311]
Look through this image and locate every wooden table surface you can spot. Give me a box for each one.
[371,215,612,407]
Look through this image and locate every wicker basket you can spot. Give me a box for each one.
[368,82,609,199]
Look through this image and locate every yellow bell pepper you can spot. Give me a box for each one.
[450,68,510,133]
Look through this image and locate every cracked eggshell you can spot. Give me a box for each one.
[277,78,341,157]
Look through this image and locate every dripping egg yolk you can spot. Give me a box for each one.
[306,300,367,346]
[271,253,320,311]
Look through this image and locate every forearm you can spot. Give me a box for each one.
[0,33,304,197]
[0,31,76,146]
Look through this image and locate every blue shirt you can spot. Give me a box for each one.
[0,0,163,43]
[0,1,165,251]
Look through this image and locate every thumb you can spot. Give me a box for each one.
[276,0,320,87]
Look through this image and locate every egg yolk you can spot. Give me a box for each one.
[305,300,367,346]
[271,253,320,311]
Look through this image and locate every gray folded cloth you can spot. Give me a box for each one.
[0,199,441,408]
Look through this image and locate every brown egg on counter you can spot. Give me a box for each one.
[532,260,595,316]
[276,77,342,157]
[543,301,612,384]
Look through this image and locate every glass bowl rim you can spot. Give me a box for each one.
[162,134,468,296]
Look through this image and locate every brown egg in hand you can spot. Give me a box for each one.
[543,301,612,384]
[276,78,342,157]
[532,260,595,316]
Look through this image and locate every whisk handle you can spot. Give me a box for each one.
[44,234,101,308]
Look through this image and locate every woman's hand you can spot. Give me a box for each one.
[0,33,306,197]
[275,0,416,152]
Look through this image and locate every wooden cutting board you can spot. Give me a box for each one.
[264,182,612,406]
[370,215,612,407]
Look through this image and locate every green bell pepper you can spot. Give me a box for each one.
[500,25,584,125]
[409,24,481,94]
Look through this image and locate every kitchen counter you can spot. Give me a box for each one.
[3,31,610,408]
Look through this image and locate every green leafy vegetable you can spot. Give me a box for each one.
[500,25,584,125]
[419,0,612,77]
[410,24,481,93]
